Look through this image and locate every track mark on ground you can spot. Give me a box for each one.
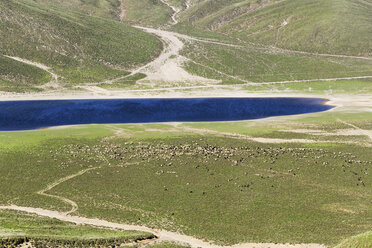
[4,55,59,89]
[37,167,98,215]
[337,119,372,142]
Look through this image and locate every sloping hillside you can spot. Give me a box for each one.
[33,0,178,27]
[0,0,162,91]
[119,0,174,27]
[31,0,121,20]
[178,0,372,56]
[31,0,174,27]
[0,55,51,92]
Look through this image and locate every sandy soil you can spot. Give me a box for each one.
[0,87,371,112]
[132,26,214,84]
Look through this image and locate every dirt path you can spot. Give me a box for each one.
[4,55,59,89]
[185,0,192,9]
[337,119,372,142]
[118,0,126,21]
[0,205,327,248]
[178,125,365,145]
[242,75,372,85]
[77,85,112,96]
[37,167,97,215]
[160,0,181,25]
[189,60,252,83]
[273,47,372,61]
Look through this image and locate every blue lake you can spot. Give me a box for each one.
[0,98,333,131]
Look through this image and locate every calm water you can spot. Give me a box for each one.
[0,98,333,131]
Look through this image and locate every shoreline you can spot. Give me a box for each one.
[0,89,370,109]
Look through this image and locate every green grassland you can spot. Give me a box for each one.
[0,0,163,90]
[181,40,372,83]
[31,0,121,20]
[334,231,372,248]
[0,209,153,247]
[31,0,184,28]
[0,110,371,246]
[177,0,372,56]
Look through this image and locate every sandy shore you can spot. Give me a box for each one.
[0,87,371,113]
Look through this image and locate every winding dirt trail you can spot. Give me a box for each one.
[37,167,97,215]
[4,55,59,89]
[111,0,240,86]
[0,205,326,248]
[160,0,181,25]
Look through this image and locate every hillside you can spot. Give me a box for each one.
[0,55,51,92]
[0,0,163,91]
[32,0,121,20]
[33,0,177,27]
[177,0,372,56]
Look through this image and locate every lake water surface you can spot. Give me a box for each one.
[0,98,333,131]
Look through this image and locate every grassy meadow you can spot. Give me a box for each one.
[0,108,371,246]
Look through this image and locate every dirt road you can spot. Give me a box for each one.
[0,205,327,248]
